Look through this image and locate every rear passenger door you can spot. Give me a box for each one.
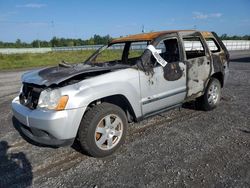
[179,31,212,99]
[204,37,229,78]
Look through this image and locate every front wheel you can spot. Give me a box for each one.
[196,78,222,111]
[78,102,127,157]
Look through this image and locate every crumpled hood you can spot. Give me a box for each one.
[22,63,130,86]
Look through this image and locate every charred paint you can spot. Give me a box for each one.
[178,30,215,100]
[211,54,223,73]
[163,62,183,81]
[22,63,132,87]
[186,56,211,100]
[138,49,155,75]
[197,58,204,66]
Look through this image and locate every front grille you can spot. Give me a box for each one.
[19,83,43,109]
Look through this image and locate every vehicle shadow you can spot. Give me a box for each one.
[0,140,33,187]
[182,101,199,110]
[71,139,91,157]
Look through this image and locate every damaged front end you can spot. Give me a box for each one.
[20,42,135,110]
[22,62,131,87]
[20,63,131,111]
[11,43,139,148]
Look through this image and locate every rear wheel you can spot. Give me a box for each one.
[78,102,127,157]
[196,78,221,111]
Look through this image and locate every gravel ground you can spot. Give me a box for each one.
[0,51,249,188]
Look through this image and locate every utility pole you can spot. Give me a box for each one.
[51,21,55,37]
[51,20,55,47]
[142,25,145,33]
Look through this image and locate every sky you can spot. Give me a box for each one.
[0,0,250,42]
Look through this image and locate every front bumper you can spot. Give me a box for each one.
[12,97,86,147]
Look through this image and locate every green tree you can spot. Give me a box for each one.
[15,39,22,48]
[50,37,59,47]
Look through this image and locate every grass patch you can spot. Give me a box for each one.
[0,50,95,70]
[0,50,143,70]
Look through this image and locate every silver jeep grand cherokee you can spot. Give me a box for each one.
[12,30,229,157]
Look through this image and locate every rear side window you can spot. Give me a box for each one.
[205,38,221,53]
[183,37,205,59]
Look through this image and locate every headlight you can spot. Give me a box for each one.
[38,89,69,111]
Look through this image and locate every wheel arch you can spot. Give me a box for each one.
[200,71,224,99]
[211,72,224,88]
[86,94,137,123]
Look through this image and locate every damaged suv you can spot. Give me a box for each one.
[12,30,229,157]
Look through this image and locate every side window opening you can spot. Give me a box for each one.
[205,38,221,53]
[153,38,180,65]
[183,37,205,59]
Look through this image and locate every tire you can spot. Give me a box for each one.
[78,102,127,157]
[196,78,221,111]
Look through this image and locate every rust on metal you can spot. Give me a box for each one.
[201,31,214,38]
[110,30,195,44]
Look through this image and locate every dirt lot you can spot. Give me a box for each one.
[0,51,250,188]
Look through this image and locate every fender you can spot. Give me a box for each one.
[60,68,142,118]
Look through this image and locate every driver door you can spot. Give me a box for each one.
[139,35,187,116]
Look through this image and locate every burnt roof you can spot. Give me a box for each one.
[200,31,214,38]
[110,30,196,44]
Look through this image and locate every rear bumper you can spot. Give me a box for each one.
[12,97,86,147]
